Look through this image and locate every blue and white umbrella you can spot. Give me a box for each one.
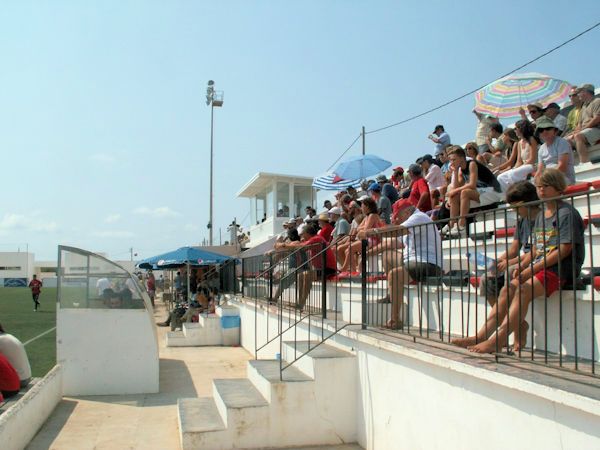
[332,154,392,180]
[312,172,362,191]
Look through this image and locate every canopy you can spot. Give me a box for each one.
[332,154,392,180]
[312,172,362,190]
[137,246,232,270]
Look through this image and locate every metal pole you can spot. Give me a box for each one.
[362,126,365,155]
[209,102,215,246]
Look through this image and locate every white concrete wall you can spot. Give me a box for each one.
[0,365,63,450]
[57,308,159,395]
[234,298,600,450]
[0,252,35,282]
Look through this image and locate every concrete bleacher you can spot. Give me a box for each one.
[0,378,41,416]
[166,304,241,347]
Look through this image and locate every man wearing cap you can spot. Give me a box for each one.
[571,84,600,164]
[368,182,391,225]
[376,174,399,204]
[364,199,443,328]
[544,102,567,133]
[329,206,350,242]
[473,110,498,154]
[535,117,575,185]
[317,212,334,244]
[406,164,432,212]
[520,103,545,123]
[428,125,451,157]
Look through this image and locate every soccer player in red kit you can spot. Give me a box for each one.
[29,275,43,311]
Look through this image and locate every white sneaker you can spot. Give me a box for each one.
[441,224,452,235]
[449,225,466,238]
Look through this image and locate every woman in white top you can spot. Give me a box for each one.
[496,120,538,192]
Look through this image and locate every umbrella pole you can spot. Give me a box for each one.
[187,262,190,301]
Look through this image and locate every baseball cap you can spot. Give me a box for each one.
[422,154,434,163]
[328,206,343,216]
[287,218,296,225]
[393,166,404,174]
[368,182,381,192]
[358,194,369,201]
[376,174,387,183]
[535,117,557,130]
[545,102,560,110]
[578,83,595,94]
[433,124,444,133]
[527,102,544,111]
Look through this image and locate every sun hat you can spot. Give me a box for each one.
[535,117,558,130]
[328,206,343,216]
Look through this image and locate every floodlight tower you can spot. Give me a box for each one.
[206,80,224,246]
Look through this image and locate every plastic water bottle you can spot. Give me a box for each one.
[467,252,496,274]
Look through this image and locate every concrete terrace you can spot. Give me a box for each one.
[26,302,363,450]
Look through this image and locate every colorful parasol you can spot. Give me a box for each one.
[312,172,362,190]
[474,72,572,119]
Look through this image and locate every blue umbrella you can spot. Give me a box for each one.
[332,154,392,180]
[312,172,362,190]
[137,246,231,270]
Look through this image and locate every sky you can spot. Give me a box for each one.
[1,1,599,261]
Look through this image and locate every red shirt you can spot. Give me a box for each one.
[317,222,334,244]
[408,177,432,212]
[147,277,155,291]
[29,279,42,294]
[303,235,337,271]
[0,353,20,393]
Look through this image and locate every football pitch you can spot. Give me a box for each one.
[0,287,57,377]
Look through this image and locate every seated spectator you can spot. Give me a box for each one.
[473,109,498,154]
[376,174,400,204]
[346,186,358,201]
[274,223,336,311]
[544,102,567,134]
[496,120,538,191]
[463,169,584,353]
[323,200,332,211]
[442,147,502,237]
[0,352,20,399]
[0,323,31,388]
[96,277,112,297]
[304,206,317,222]
[534,117,575,185]
[563,86,584,138]
[369,182,392,225]
[439,148,451,175]
[519,102,545,124]
[406,164,432,212]
[485,123,505,155]
[337,198,383,276]
[489,128,518,171]
[317,213,334,243]
[571,84,600,164]
[390,166,407,190]
[428,124,451,157]
[329,206,350,243]
[465,142,487,165]
[365,199,443,329]
[421,154,446,208]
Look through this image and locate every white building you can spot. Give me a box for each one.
[237,172,315,248]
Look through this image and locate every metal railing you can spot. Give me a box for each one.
[361,188,598,376]
[233,186,600,379]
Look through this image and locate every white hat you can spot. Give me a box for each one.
[297,223,307,235]
[328,206,343,215]
[358,194,369,201]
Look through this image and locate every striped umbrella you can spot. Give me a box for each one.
[312,172,362,191]
[474,72,572,119]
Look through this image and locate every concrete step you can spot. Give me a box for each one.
[166,330,189,347]
[247,359,313,403]
[282,340,355,379]
[178,397,227,449]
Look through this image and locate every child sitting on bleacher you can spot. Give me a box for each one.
[459,169,585,354]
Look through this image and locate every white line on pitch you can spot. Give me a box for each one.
[24,327,56,346]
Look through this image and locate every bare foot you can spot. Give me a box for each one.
[451,336,478,348]
[513,321,529,352]
[468,339,498,353]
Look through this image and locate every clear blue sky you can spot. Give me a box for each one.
[1,1,599,260]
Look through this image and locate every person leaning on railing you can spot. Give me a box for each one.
[274,223,337,311]
[453,181,541,350]
[464,169,584,354]
[363,199,443,329]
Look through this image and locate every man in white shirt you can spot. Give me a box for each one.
[363,199,443,329]
[96,277,112,297]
